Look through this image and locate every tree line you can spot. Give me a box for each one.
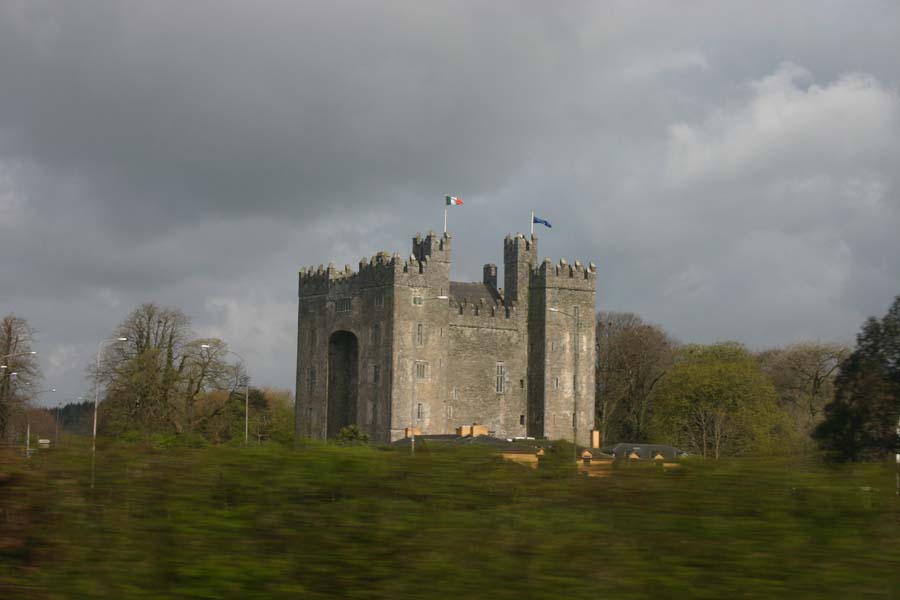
[6,294,899,459]
[595,295,900,461]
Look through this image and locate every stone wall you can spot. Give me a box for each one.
[295,229,597,445]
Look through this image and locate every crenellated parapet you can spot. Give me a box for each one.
[503,232,535,259]
[412,230,451,263]
[450,296,518,329]
[530,257,597,291]
[298,251,399,297]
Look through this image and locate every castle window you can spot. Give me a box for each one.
[495,362,507,394]
[336,298,351,313]
[307,300,316,313]
[520,379,525,389]
[413,295,423,306]
[520,414,525,426]
[415,361,427,379]
[307,368,316,393]
[373,364,380,385]
[573,305,580,322]
[417,403,423,420]
[371,322,381,345]
[415,323,424,346]
[374,292,384,308]
[554,376,560,390]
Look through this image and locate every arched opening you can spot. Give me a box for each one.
[327,330,359,438]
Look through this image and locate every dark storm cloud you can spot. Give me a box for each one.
[1,1,899,403]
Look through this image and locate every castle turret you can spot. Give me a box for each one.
[527,257,597,446]
[503,234,537,308]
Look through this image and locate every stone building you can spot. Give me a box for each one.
[295,230,597,445]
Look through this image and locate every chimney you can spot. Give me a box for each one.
[483,264,498,289]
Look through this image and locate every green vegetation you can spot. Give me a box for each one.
[2,443,898,599]
[651,343,795,458]
[814,296,900,461]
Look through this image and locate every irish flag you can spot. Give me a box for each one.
[445,195,463,206]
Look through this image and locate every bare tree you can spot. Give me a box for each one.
[96,303,238,437]
[0,314,41,442]
[757,342,850,436]
[595,312,675,445]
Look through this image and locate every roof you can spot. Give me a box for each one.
[390,434,540,454]
[449,281,502,306]
[600,443,687,460]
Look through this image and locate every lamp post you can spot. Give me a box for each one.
[201,345,250,446]
[93,338,127,454]
[548,307,581,462]
[410,295,449,456]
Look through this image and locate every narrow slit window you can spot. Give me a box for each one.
[415,323,424,345]
[307,368,316,393]
[495,362,507,394]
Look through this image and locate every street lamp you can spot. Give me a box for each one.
[548,307,582,461]
[93,338,127,454]
[201,344,251,446]
[410,295,449,456]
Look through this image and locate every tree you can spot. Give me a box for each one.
[757,342,850,437]
[651,343,792,458]
[97,303,240,438]
[0,314,41,442]
[814,296,900,461]
[595,312,674,445]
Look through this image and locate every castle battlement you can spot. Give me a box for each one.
[412,231,451,263]
[298,252,399,296]
[530,257,597,290]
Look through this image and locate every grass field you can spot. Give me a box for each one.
[1,441,898,599]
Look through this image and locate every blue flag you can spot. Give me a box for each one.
[533,215,552,228]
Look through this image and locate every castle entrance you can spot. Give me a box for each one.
[327,330,359,438]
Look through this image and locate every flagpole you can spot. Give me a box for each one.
[530,210,534,236]
[444,207,448,234]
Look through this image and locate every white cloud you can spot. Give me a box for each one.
[664,62,900,186]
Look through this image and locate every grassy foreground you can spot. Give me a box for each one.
[1,442,898,599]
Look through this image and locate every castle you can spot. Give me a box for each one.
[294,230,597,446]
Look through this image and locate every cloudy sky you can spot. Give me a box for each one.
[2,1,899,405]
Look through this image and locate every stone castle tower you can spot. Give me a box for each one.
[295,230,597,445]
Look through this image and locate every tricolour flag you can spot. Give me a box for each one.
[445,195,463,206]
